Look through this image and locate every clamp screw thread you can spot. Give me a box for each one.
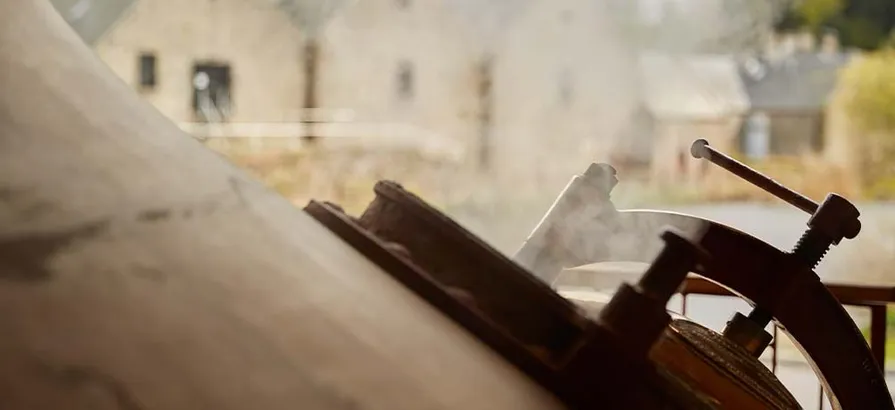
[792,229,832,269]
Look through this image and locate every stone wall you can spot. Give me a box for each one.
[95,0,307,123]
[92,0,638,197]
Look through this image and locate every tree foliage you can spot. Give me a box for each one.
[795,0,845,30]
[840,51,895,132]
[838,51,895,196]
[782,0,895,49]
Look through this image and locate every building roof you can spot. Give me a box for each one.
[49,0,136,45]
[738,52,853,111]
[638,52,751,119]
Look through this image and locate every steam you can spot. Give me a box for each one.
[226,0,792,267]
[274,0,355,38]
[642,0,791,54]
[262,0,793,261]
[446,0,791,256]
[448,0,534,53]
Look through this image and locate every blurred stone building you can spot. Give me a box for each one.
[95,0,304,125]
[49,0,644,195]
[734,31,863,198]
[487,0,642,195]
[51,0,849,199]
[629,53,749,187]
[739,31,854,160]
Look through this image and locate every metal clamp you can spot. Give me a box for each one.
[598,228,708,358]
[691,139,863,354]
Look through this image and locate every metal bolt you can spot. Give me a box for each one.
[690,139,861,261]
[598,228,708,357]
[690,139,817,214]
[637,228,708,302]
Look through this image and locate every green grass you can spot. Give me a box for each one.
[865,175,895,200]
[859,331,895,363]
[859,306,895,362]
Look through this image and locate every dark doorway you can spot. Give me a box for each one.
[192,63,232,122]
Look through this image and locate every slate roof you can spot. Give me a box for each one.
[738,52,854,111]
[638,52,751,119]
[608,52,751,165]
[49,0,136,45]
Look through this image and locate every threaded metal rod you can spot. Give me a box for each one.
[792,230,833,269]
[690,139,818,215]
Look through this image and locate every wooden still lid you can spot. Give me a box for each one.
[0,2,563,409]
[556,269,799,409]
[652,321,801,410]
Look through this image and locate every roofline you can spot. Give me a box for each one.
[91,0,139,47]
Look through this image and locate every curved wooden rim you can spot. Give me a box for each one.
[598,210,895,410]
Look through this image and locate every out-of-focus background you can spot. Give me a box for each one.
[49,0,895,407]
